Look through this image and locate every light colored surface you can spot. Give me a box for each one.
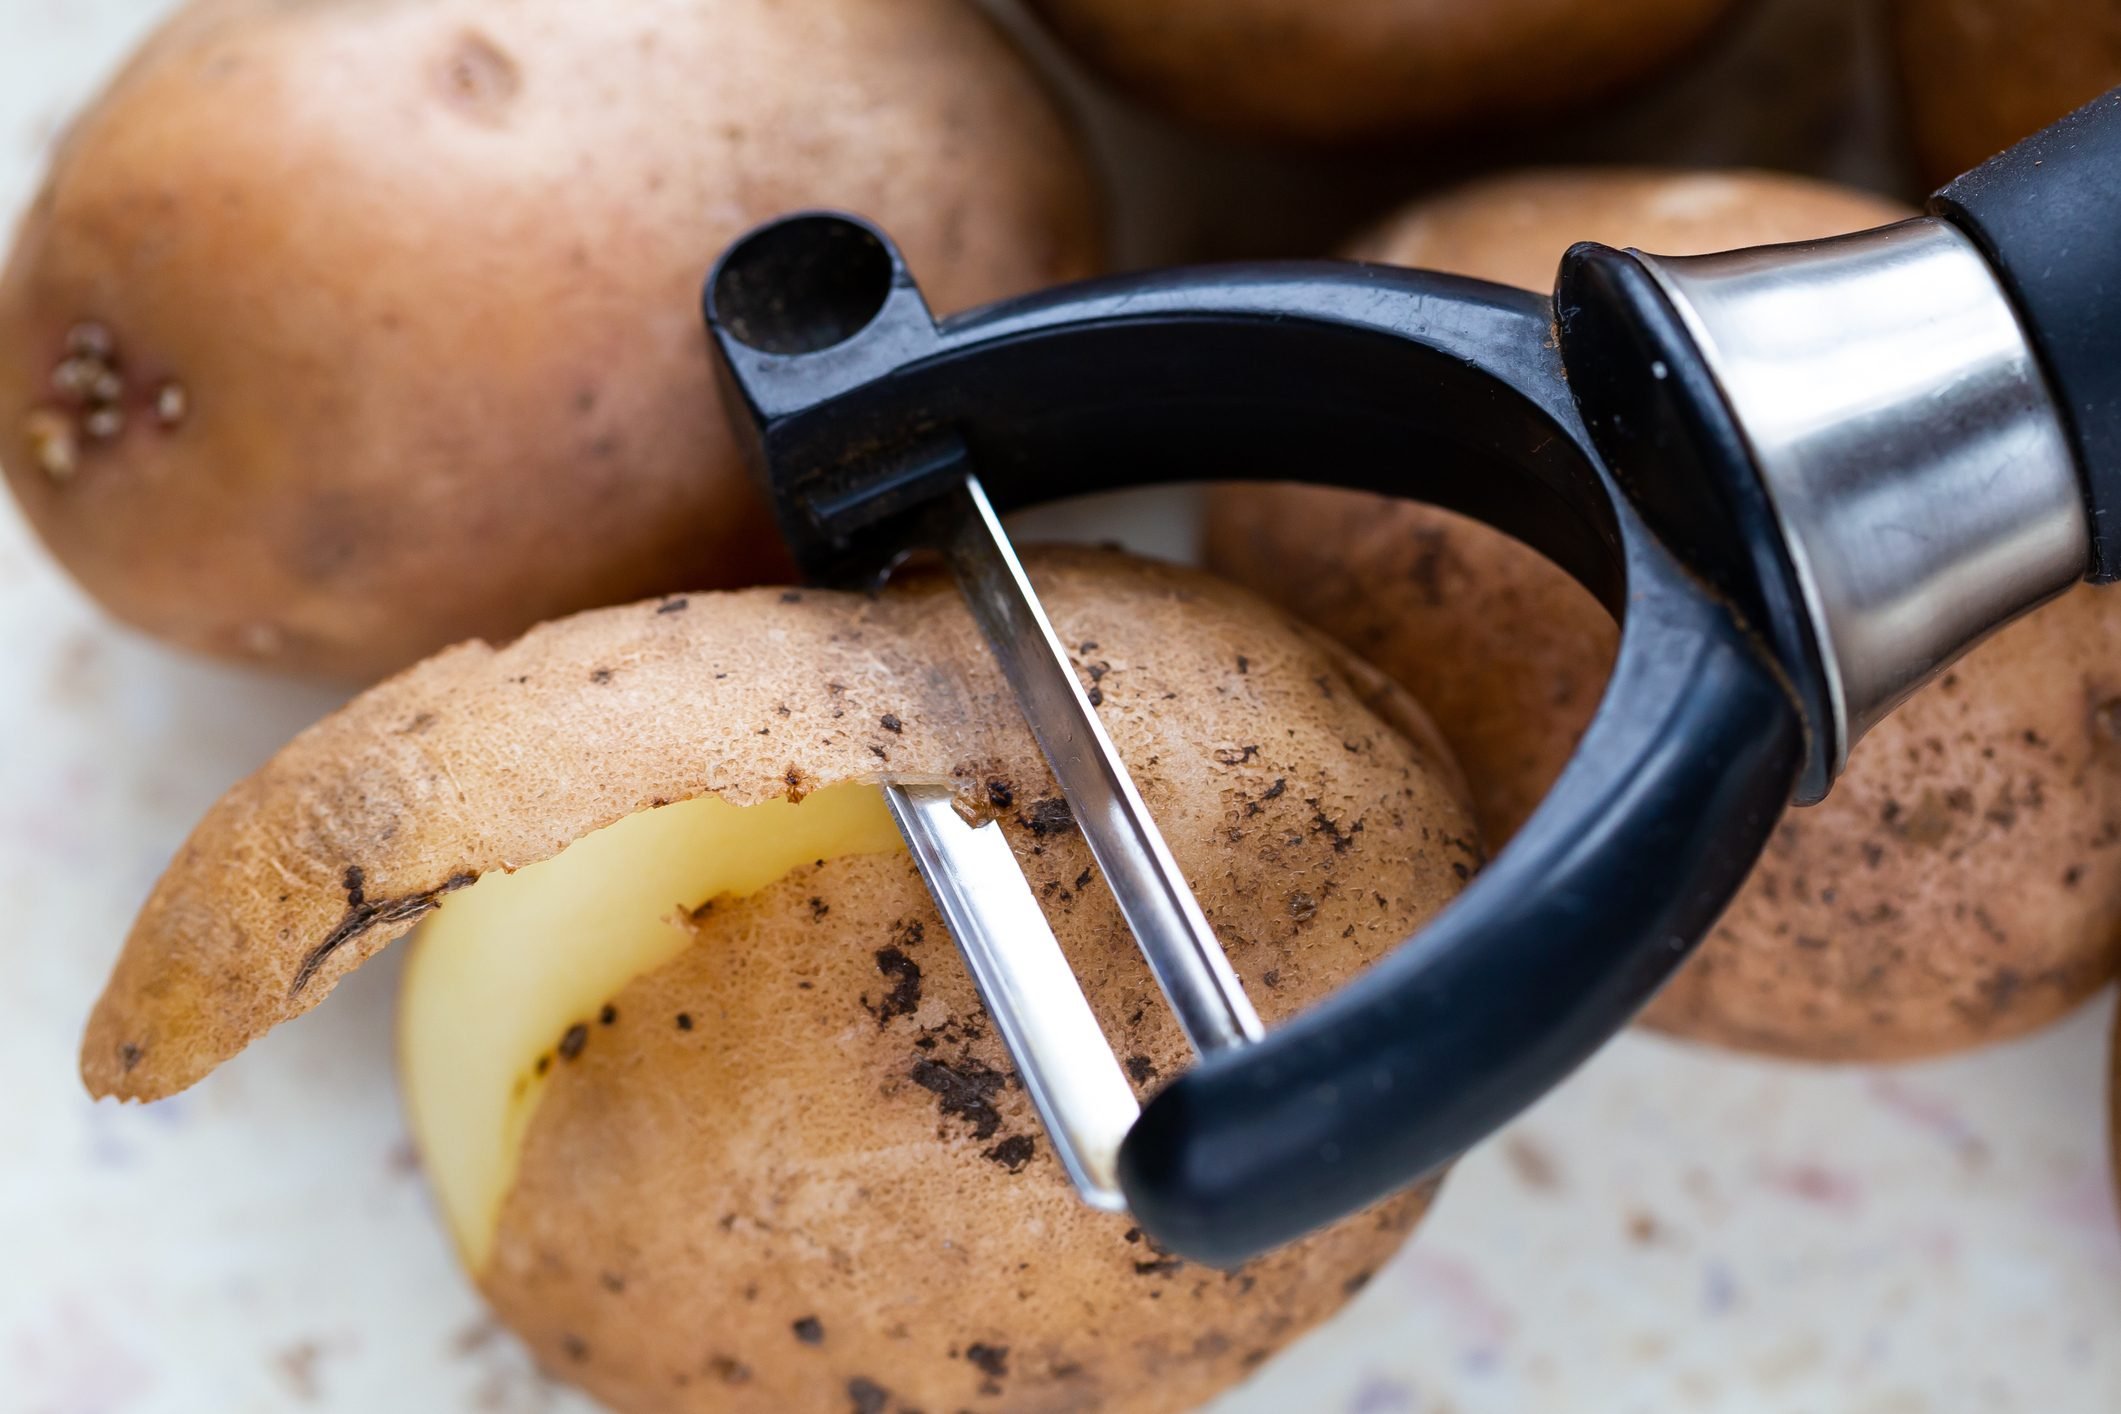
[1,3,2116,1413]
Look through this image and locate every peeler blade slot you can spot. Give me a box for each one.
[885,783,1139,1209]
[929,475,1265,1058]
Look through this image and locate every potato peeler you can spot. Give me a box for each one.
[701,90,2121,1267]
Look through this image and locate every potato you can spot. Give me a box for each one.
[1891,0,2121,185]
[1216,169,1911,845]
[1022,0,1740,144]
[84,548,1477,1413]
[1,0,1100,682]
[1208,168,2121,1060]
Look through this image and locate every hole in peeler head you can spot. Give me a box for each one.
[709,213,898,356]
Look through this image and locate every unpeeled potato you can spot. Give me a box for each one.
[84,548,1477,1413]
[1206,168,2121,1060]
[1891,0,2121,185]
[0,0,1101,681]
[1217,169,1910,845]
[1023,0,1741,144]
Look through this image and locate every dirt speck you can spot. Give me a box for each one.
[910,1055,1006,1139]
[982,1134,1035,1171]
[1019,798,1075,836]
[1884,790,1955,848]
[434,30,520,122]
[865,946,922,1025]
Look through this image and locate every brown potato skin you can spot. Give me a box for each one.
[486,827,1437,1413]
[1024,0,1739,143]
[1655,607,2121,1058]
[1,0,1101,681]
[85,547,1476,1097]
[1891,0,2121,185]
[1208,168,2121,1059]
[85,548,1474,1411]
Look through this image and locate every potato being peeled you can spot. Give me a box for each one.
[1023,0,1740,143]
[1207,168,2121,1060]
[84,549,1476,1413]
[1,0,1100,681]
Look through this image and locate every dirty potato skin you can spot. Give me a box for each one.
[1210,169,2121,1059]
[1023,0,1740,143]
[1653,610,2121,1058]
[1890,0,2121,184]
[82,548,1474,1411]
[1,0,1101,681]
[84,548,1476,1097]
[486,832,1435,1414]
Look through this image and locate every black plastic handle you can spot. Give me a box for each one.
[704,214,1807,1265]
[1119,556,1800,1262]
[1931,85,2121,581]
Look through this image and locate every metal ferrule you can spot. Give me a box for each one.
[1637,217,2088,774]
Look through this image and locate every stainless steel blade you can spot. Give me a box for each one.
[884,783,1138,1209]
[930,474,1264,1057]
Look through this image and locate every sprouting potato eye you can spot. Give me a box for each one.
[0,0,1101,681]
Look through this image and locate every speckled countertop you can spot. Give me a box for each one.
[3,3,2118,1412]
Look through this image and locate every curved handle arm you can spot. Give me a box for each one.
[705,214,1806,1265]
[1555,90,2121,801]
[1119,565,1801,1262]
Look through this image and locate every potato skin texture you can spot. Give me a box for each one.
[1,0,1101,681]
[1209,168,2121,1059]
[1024,0,1738,143]
[84,547,1477,1097]
[1891,0,2121,184]
[483,807,1440,1413]
[86,548,1473,1412]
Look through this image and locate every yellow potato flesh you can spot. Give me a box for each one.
[398,784,904,1270]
